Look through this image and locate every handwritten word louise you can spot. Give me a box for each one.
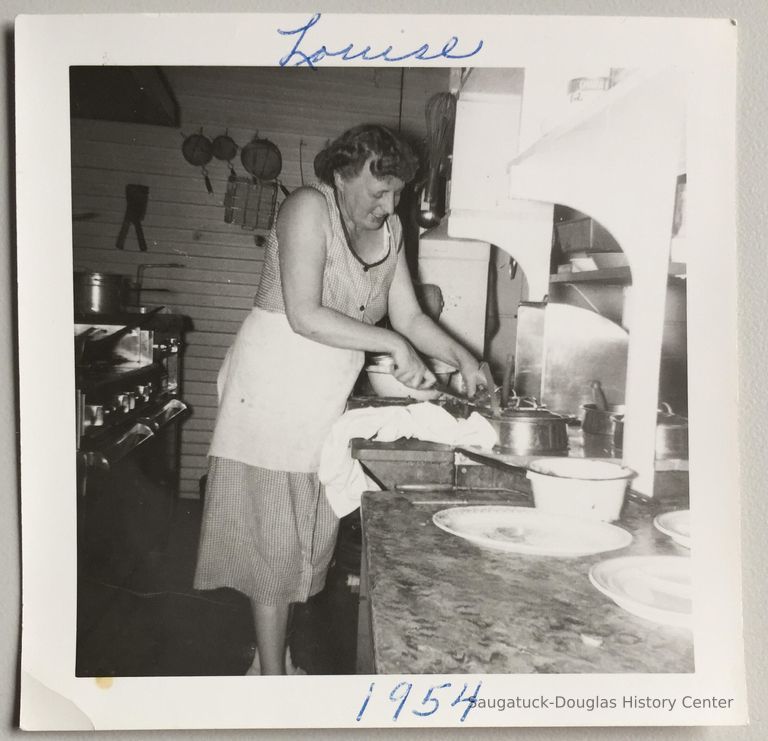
[277,13,484,69]
[355,680,482,723]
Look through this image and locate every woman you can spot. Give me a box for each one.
[194,124,482,675]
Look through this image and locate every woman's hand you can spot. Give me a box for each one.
[391,338,436,390]
[453,348,483,397]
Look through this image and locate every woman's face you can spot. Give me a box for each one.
[334,157,405,231]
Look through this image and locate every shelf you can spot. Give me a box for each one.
[550,262,687,285]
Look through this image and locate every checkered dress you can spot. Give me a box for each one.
[194,181,401,605]
[255,181,401,324]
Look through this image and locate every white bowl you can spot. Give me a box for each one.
[526,458,636,522]
[365,369,441,401]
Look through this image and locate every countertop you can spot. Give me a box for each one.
[359,486,693,675]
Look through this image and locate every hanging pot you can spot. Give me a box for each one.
[240,137,282,182]
[181,131,214,194]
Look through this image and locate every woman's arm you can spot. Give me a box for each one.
[277,188,434,389]
[387,252,483,395]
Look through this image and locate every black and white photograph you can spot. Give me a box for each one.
[14,11,747,731]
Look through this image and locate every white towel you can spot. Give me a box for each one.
[318,402,498,518]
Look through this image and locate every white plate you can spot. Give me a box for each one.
[589,555,692,627]
[432,506,633,557]
[654,509,691,548]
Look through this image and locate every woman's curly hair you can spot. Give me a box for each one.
[314,124,419,186]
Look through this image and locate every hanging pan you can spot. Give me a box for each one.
[181,130,214,194]
[240,136,283,182]
[212,132,238,163]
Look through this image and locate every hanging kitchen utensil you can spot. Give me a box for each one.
[212,131,240,222]
[223,169,238,224]
[240,135,283,182]
[115,184,149,251]
[181,130,214,194]
[223,175,279,231]
[417,93,457,229]
[211,131,238,162]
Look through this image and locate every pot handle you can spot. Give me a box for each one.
[511,396,539,410]
[590,380,609,411]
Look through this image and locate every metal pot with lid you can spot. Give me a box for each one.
[613,403,689,460]
[482,398,570,456]
[74,271,132,314]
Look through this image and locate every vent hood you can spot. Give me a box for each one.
[70,66,179,127]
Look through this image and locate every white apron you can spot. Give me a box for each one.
[208,307,364,473]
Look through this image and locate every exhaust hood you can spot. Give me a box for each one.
[70,66,179,127]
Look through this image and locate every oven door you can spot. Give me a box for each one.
[76,397,189,582]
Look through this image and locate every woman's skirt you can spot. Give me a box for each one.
[193,456,340,605]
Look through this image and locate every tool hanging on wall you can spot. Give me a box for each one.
[181,129,214,194]
[221,134,287,230]
[116,184,149,251]
[211,131,238,164]
[212,131,239,222]
[240,134,283,182]
[416,92,457,229]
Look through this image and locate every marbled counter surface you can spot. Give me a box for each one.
[360,487,693,675]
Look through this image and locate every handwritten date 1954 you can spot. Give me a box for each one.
[356,680,482,723]
[278,13,484,69]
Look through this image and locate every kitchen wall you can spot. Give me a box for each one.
[71,66,450,498]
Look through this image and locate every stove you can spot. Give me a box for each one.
[75,312,190,463]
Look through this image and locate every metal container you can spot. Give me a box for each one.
[613,404,688,460]
[581,403,626,436]
[74,271,131,314]
[483,405,569,456]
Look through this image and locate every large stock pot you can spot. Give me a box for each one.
[482,399,569,456]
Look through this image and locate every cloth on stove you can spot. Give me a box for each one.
[318,401,498,518]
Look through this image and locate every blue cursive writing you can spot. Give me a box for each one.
[355,680,482,723]
[277,13,484,69]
